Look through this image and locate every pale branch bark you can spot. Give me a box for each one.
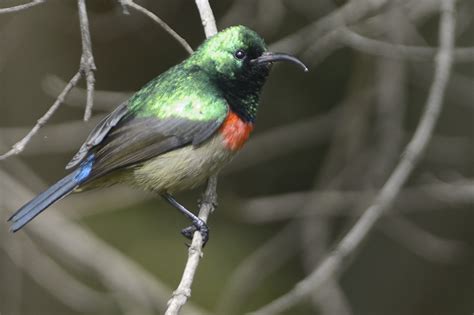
[116,0,130,15]
[164,176,218,315]
[77,0,96,121]
[249,0,457,313]
[0,72,82,160]
[195,0,218,38]
[0,0,44,14]
[120,0,193,55]
[163,3,218,314]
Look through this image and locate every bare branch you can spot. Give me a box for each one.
[0,72,82,160]
[0,0,44,14]
[164,176,218,315]
[194,0,218,38]
[117,0,130,15]
[249,0,457,313]
[77,0,96,121]
[120,0,193,55]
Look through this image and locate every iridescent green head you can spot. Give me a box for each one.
[188,25,308,122]
[191,26,267,80]
[191,25,307,82]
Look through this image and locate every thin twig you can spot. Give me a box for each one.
[0,0,44,14]
[120,0,193,55]
[117,0,130,15]
[77,0,96,121]
[0,72,82,160]
[249,0,456,313]
[194,0,218,38]
[164,3,218,313]
[164,176,218,315]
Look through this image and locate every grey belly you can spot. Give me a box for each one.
[130,134,235,193]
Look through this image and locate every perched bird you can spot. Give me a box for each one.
[9,25,307,243]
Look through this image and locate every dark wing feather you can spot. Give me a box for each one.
[66,102,129,169]
[81,115,226,182]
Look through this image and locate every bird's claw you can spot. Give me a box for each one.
[181,226,196,239]
[181,221,209,247]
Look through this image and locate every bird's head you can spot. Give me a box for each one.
[189,25,307,84]
[187,26,307,122]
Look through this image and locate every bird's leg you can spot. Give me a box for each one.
[162,193,209,245]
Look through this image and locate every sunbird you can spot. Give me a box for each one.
[9,26,307,243]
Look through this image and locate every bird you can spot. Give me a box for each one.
[8,25,308,244]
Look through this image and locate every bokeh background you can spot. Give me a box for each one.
[0,0,473,314]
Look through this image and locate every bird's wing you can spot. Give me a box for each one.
[85,115,225,181]
[67,98,228,182]
[66,102,129,169]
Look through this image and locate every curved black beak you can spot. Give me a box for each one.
[250,52,308,72]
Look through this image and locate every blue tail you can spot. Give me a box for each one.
[8,155,94,232]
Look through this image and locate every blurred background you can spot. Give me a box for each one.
[0,0,473,314]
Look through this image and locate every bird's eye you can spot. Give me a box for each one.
[234,49,246,60]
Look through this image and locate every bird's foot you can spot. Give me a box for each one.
[181,219,209,246]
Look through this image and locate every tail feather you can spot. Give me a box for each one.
[9,155,95,232]
[9,173,79,232]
